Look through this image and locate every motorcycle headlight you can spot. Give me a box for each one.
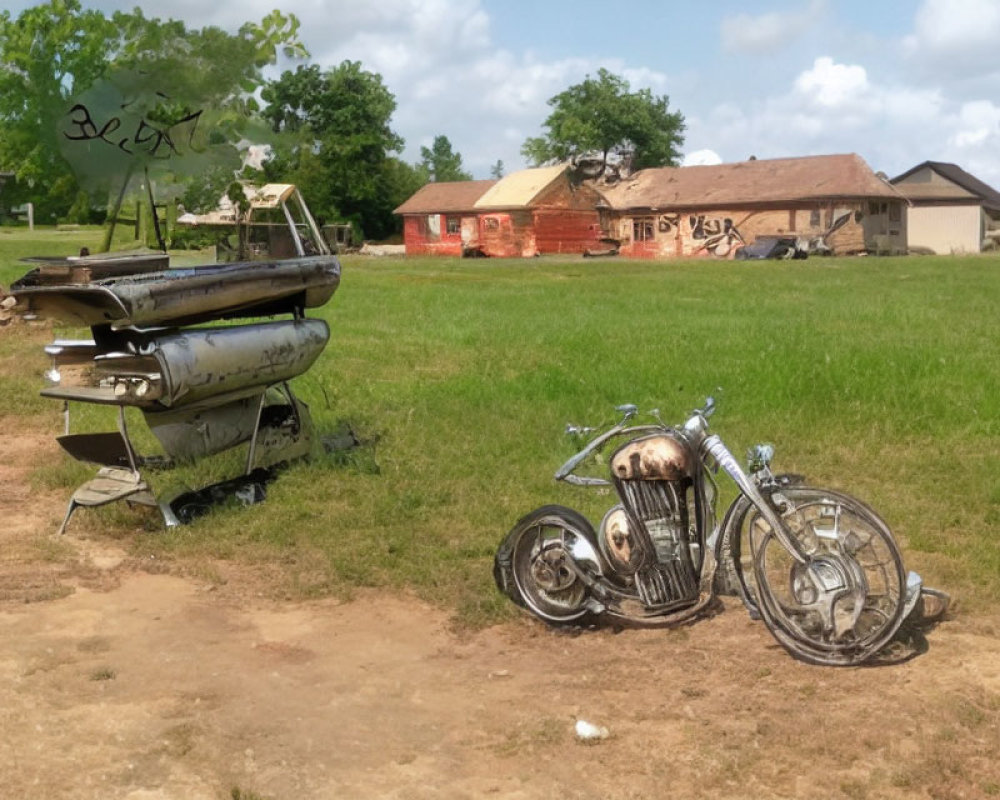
[746,443,774,473]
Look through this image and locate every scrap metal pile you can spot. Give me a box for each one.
[5,185,340,530]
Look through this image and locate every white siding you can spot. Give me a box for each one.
[905,205,981,254]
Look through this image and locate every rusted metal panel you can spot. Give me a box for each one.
[41,319,329,409]
[11,256,340,328]
[144,388,313,462]
[19,252,168,285]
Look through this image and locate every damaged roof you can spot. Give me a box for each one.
[394,179,497,214]
[473,164,569,210]
[600,154,903,210]
[891,161,1000,213]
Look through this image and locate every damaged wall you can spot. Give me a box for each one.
[473,172,606,258]
[477,211,536,258]
[402,213,476,256]
[612,202,905,258]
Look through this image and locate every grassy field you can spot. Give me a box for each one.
[2,226,998,623]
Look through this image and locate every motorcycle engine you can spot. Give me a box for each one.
[600,505,693,570]
[603,433,701,609]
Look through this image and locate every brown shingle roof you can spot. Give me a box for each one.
[394,180,497,214]
[600,154,902,210]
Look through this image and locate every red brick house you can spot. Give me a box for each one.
[394,165,607,258]
[394,180,496,256]
[470,165,607,257]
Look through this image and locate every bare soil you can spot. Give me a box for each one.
[2,429,999,800]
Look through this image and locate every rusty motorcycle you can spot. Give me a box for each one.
[494,398,947,666]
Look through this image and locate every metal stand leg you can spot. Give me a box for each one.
[117,406,140,478]
[56,499,79,536]
[244,390,269,475]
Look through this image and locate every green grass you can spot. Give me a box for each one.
[2,231,998,622]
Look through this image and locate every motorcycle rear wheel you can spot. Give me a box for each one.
[745,487,907,666]
[494,505,601,625]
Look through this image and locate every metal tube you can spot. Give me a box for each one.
[701,434,808,564]
[117,406,140,478]
[294,188,330,255]
[280,200,306,257]
[244,390,269,475]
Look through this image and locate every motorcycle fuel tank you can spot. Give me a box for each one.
[610,433,692,481]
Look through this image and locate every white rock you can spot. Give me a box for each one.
[575,719,609,741]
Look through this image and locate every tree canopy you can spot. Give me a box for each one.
[261,61,420,239]
[0,2,475,239]
[419,135,472,183]
[522,68,685,174]
[0,0,304,223]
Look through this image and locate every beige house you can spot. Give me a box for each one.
[890,161,1000,254]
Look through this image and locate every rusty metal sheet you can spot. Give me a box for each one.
[16,252,168,286]
[11,255,340,328]
[145,386,314,462]
[41,319,329,408]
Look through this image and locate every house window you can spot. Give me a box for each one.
[888,203,901,223]
[810,208,821,228]
[633,217,655,241]
[788,210,797,232]
[484,217,500,232]
[427,214,441,237]
[446,216,460,234]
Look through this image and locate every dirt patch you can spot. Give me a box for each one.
[1,430,998,799]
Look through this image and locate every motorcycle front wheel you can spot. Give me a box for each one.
[743,487,907,666]
[493,505,601,625]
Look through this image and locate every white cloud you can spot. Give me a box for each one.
[948,100,1000,148]
[681,149,722,166]
[683,55,1000,187]
[908,0,1000,52]
[902,0,1000,79]
[720,0,826,53]
[793,57,871,109]
[621,66,670,93]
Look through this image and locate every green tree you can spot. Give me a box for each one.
[521,68,685,174]
[419,135,472,182]
[262,61,409,239]
[0,0,119,221]
[0,0,304,226]
[490,159,505,179]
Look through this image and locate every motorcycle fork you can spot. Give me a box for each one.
[700,434,809,565]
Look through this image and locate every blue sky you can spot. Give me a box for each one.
[7,0,1000,186]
